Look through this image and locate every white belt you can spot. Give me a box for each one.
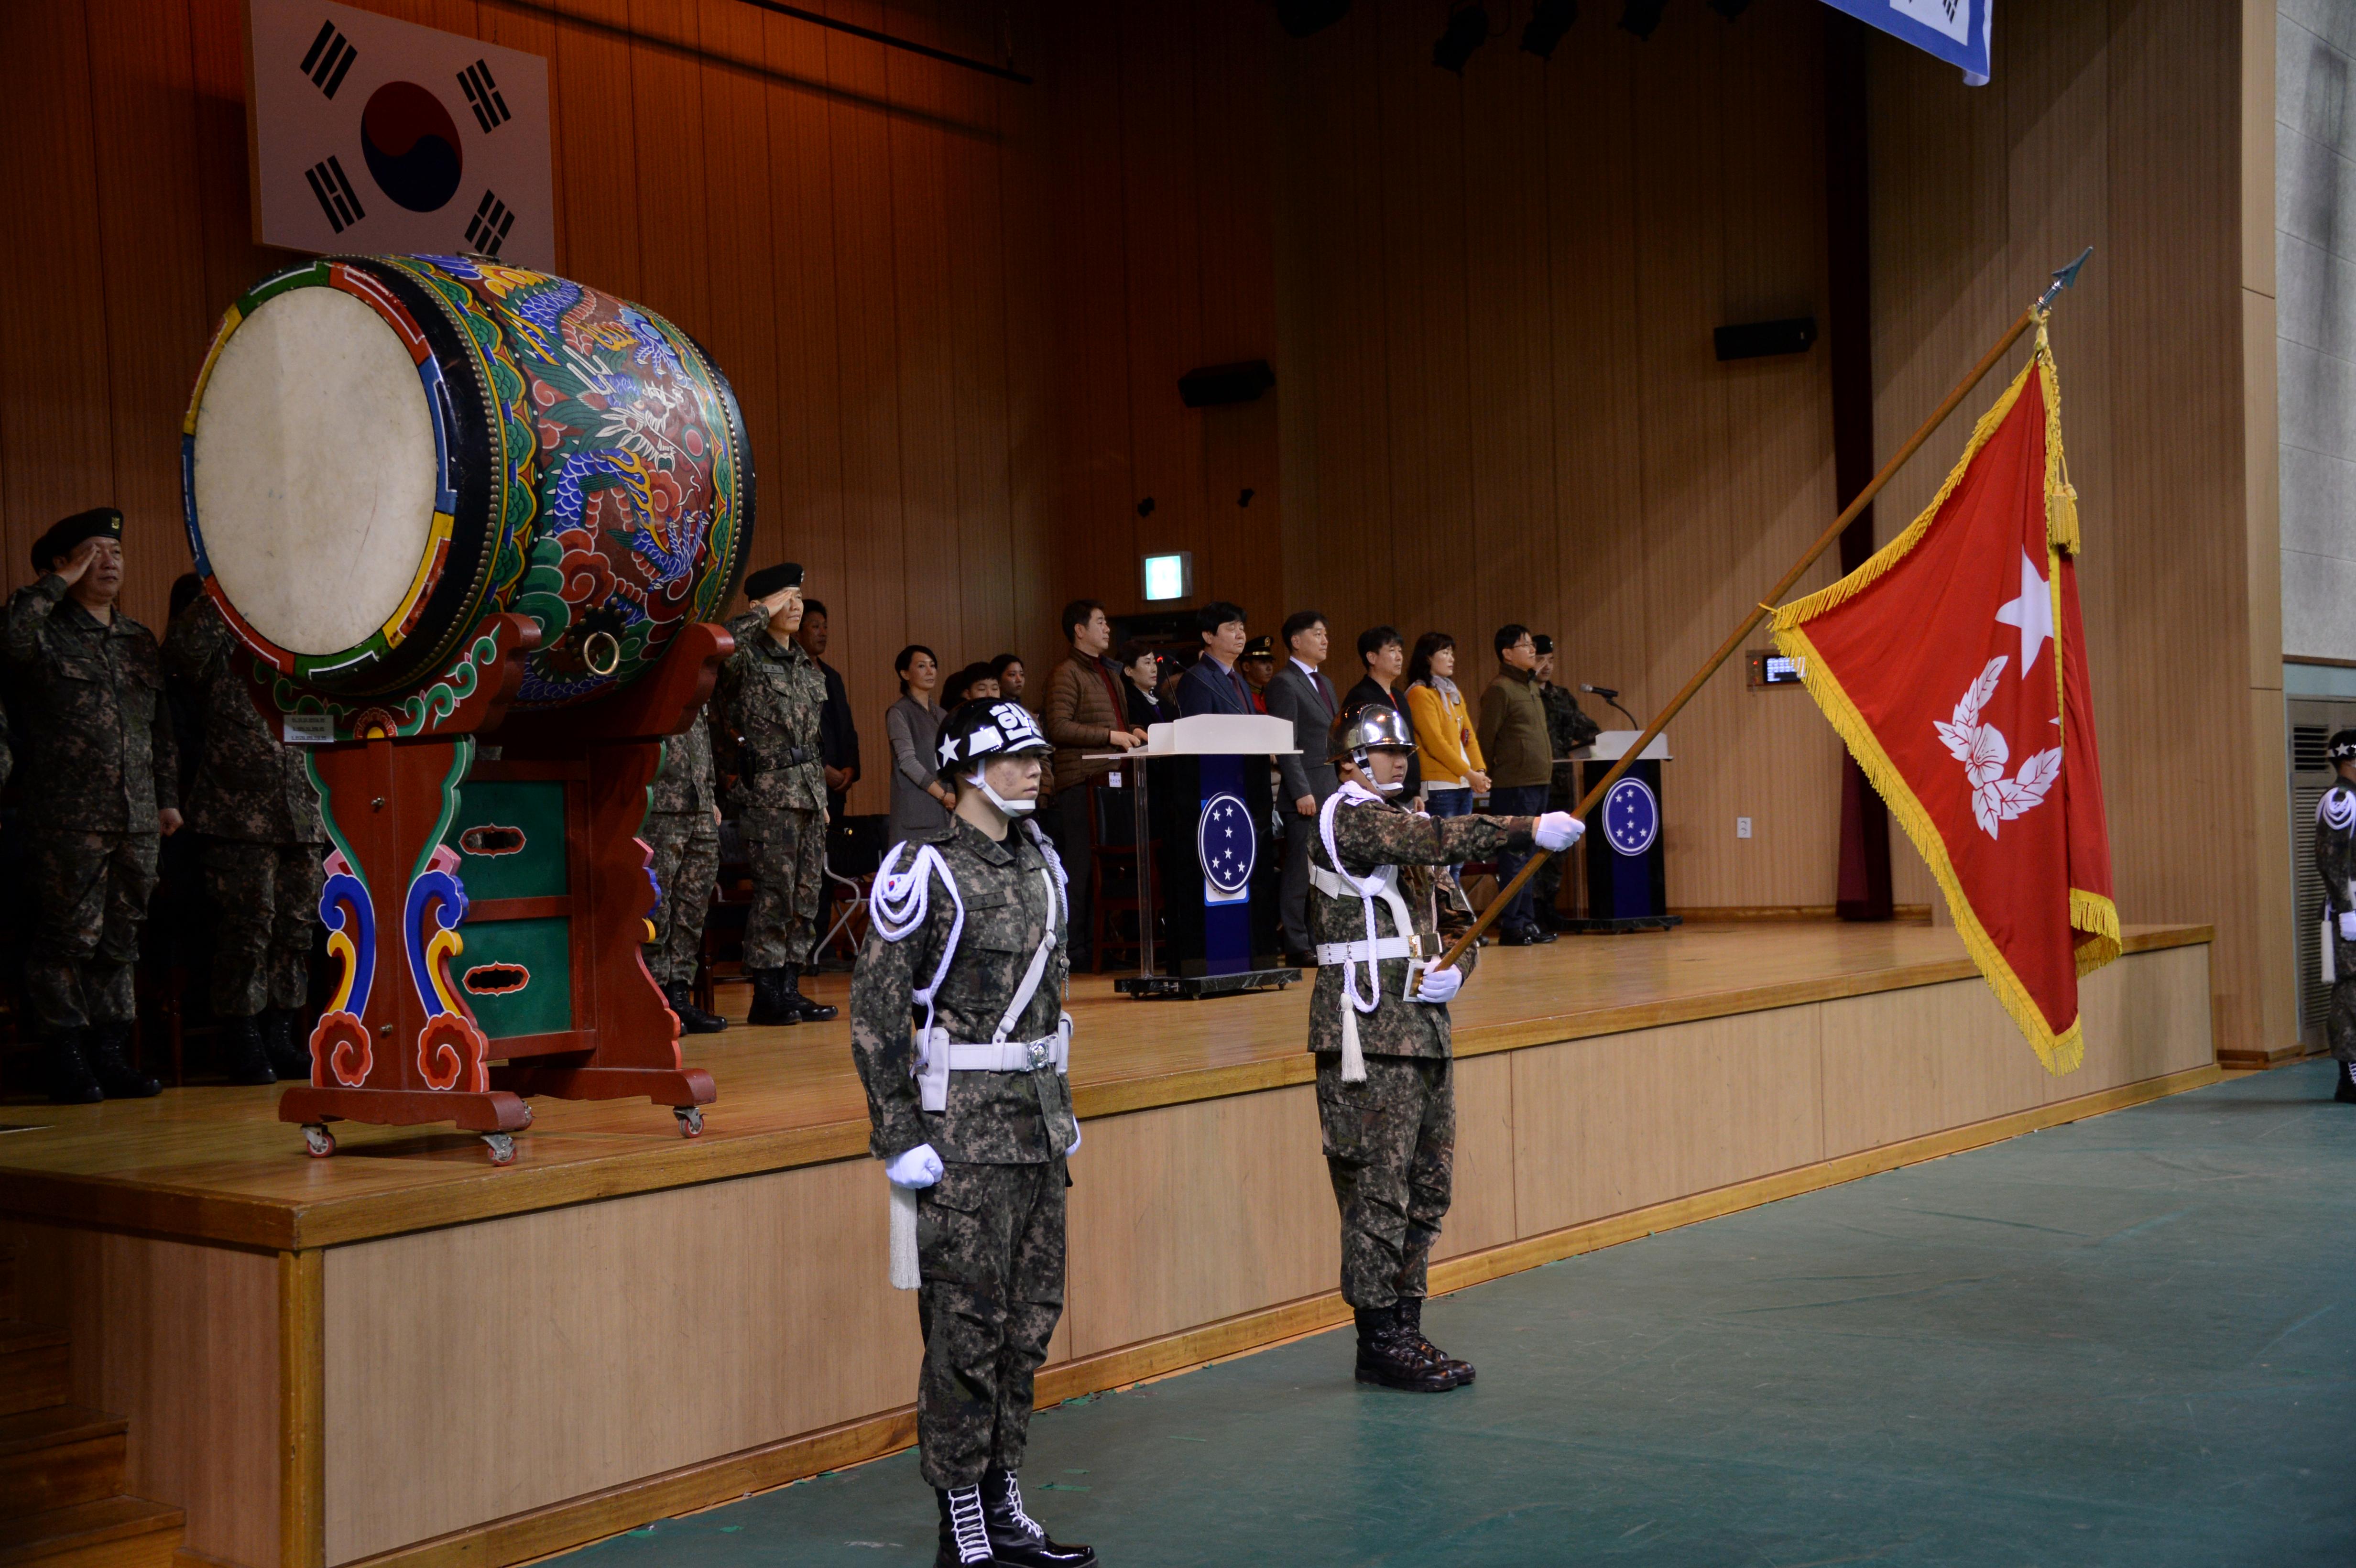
[1316,935,1425,966]
[939,1035,1070,1074]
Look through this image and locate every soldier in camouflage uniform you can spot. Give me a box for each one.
[641,702,727,1033]
[3,509,175,1103]
[712,563,838,1026]
[1309,707,1582,1390]
[164,594,327,1084]
[850,699,1095,1568]
[2315,729,2356,1104]
[1530,635,1598,928]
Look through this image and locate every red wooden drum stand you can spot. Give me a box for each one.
[251,614,731,1164]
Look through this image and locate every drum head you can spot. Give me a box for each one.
[190,284,439,657]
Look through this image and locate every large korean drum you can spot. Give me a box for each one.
[182,254,752,706]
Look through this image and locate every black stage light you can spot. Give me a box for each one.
[1521,0,1577,58]
[1619,0,1667,40]
[1277,0,1352,39]
[1433,4,1489,72]
[1707,0,1751,16]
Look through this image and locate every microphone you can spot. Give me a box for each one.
[1581,684,1618,700]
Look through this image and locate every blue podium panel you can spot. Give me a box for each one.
[1195,755,1255,975]
[1582,759,1669,922]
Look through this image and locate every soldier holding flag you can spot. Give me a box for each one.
[2315,730,2356,1104]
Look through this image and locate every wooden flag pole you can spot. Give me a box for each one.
[1430,252,2092,974]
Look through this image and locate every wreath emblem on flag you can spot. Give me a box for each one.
[1934,655,2062,839]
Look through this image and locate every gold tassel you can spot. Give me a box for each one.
[2048,480,2081,554]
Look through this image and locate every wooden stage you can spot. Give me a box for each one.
[0,921,2218,1568]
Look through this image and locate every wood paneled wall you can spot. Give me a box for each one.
[1265,0,1852,910]
[0,0,1057,819]
[1867,0,2290,1056]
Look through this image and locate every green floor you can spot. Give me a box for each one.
[570,1062,2356,1567]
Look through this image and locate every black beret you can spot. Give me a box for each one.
[33,507,122,572]
[1532,633,1555,656]
[743,562,804,599]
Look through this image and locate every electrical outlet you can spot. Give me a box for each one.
[1736,817,1752,839]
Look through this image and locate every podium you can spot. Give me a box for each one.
[1566,729,1680,934]
[1095,714,1299,1000]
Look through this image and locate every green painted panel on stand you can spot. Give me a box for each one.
[447,780,568,899]
[456,916,572,1038]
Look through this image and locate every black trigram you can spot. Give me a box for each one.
[457,59,511,132]
[299,20,357,98]
[465,190,514,256]
[305,156,366,233]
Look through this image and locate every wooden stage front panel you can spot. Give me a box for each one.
[0,924,2216,1567]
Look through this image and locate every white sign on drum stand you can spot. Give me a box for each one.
[244,0,553,266]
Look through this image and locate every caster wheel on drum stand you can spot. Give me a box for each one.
[303,1124,337,1159]
[482,1132,518,1165]
[674,1106,704,1138]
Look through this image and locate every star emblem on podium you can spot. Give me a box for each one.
[1603,778,1659,857]
[1197,793,1256,895]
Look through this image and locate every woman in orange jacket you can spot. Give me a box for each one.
[1405,631,1490,818]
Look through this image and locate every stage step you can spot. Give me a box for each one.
[0,1497,183,1568]
[0,1406,128,1516]
[0,1325,71,1418]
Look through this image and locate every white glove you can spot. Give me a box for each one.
[1414,965,1463,1004]
[1534,812,1585,852]
[1065,1120,1083,1156]
[2339,912,2356,943]
[885,1143,944,1189]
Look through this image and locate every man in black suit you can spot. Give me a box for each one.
[796,598,861,820]
[1263,609,1341,962]
[1176,600,1256,718]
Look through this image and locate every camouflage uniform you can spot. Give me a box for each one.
[712,610,829,969]
[1309,787,1529,1309]
[163,600,326,1020]
[849,817,1077,1491]
[641,705,720,989]
[2317,776,2356,1067]
[2,575,177,1031]
[1532,682,1596,923]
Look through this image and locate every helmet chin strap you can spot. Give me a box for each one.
[1347,751,1407,795]
[965,771,1037,817]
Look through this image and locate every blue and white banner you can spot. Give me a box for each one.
[1820,0,1990,82]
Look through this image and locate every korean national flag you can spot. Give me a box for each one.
[245,0,554,267]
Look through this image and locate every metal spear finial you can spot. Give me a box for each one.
[2036,248,2094,314]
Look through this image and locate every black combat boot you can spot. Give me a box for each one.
[981,1467,1097,1567]
[217,1016,277,1086]
[934,1484,996,1567]
[2337,1059,2356,1104]
[1353,1305,1456,1392]
[260,1008,313,1080]
[45,1029,104,1105]
[781,964,839,1024]
[664,981,730,1034]
[745,969,798,1026]
[87,1023,162,1099]
[1394,1297,1473,1387]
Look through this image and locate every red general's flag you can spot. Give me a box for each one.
[1773,328,2117,1071]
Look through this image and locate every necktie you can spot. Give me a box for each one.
[1315,672,1335,712]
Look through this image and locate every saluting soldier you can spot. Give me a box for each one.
[164,593,327,1084]
[850,699,1095,1568]
[2,509,176,1103]
[712,563,838,1026]
[642,702,728,1033]
[2316,729,2356,1105]
[1308,707,1582,1390]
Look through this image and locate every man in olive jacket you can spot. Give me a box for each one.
[1476,623,1554,946]
[1039,599,1145,969]
[3,508,176,1102]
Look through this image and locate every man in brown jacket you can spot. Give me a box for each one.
[1040,599,1146,969]
[1476,623,1555,946]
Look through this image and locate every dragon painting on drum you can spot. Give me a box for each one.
[182,253,752,709]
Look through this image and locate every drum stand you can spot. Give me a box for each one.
[252,614,731,1164]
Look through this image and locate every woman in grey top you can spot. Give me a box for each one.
[885,644,955,845]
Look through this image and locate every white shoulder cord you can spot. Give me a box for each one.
[2322,790,2356,987]
[1319,783,1392,1084]
[874,838,964,1294]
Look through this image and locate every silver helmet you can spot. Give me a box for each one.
[1328,704,1417,767]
